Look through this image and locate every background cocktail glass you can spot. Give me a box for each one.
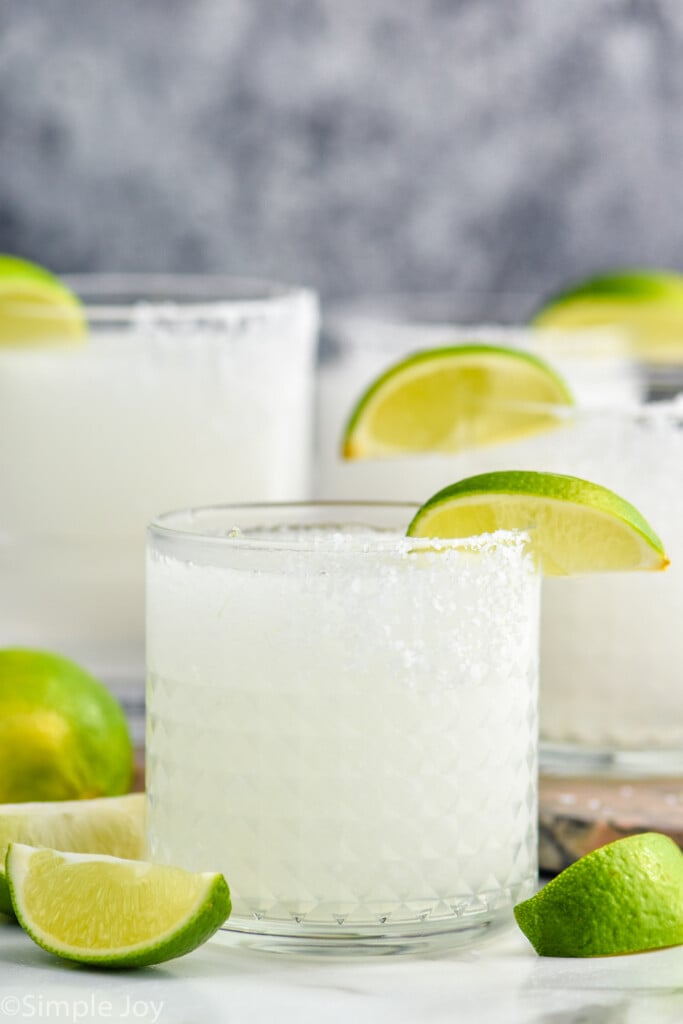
[328,393,683,773]
[314,296,683,773]
[0,277,318,741]
[146,502,540,953]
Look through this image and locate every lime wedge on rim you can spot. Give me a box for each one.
[533,269,683,362]
[515,832,683,957]
[407,470,669,576]
[0,794,146,918]
[342,344,573,458]
[6,843,231,967]
[0,254,86,346]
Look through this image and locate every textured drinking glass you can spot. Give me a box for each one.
[0,277,318,739]
[146,503,540,953]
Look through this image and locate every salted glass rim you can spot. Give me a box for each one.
[320,295,645,396]
[147,501,534,555]
[8,274,317,323]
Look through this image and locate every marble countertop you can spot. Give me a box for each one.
[2,920,683,1024]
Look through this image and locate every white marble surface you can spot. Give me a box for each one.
[2,920,683,1024]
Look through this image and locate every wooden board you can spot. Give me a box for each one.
[540,773,683,874]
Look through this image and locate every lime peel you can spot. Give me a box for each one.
[514,832,683,957]
[6,844,231,967]
[0,649,133,803]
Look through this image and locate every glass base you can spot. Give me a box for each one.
[211,882,534,956]
[214,911,516,957]
[541,740,683,779]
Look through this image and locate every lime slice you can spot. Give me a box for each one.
[0,254,86,346]
[534,269,683,362]
[407,470,669,575]
[514,832,683,956]
[6,844,231,967]
[342,344,573,458]
[0,793,146,917]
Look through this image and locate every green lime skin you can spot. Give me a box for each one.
[407,470,667,561]
[0,649,133,804]
[534,269,683,315]
[515,832,683,957]
[6,845,232,969]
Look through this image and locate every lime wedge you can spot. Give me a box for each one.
[0,794,146,918]
[407,470,669,575]
[342,344,573,458]
[514,832,683,956]
[0,254,86,346]
[6,844,231,967]
[534,269,683,362]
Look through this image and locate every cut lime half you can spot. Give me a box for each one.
[342,344,573,458]
[6,844,231,968]
[0,794,146,918]
[0,254,86,346]
[407,470,669,576]
[515,832,683,957]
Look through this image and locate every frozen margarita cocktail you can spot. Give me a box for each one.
[146,502,541,952]
[0,261,318,737]
[341,340,679,772]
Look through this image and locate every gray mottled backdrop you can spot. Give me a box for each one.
[1,0,682,302]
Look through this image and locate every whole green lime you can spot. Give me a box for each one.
[0,650,133,802]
